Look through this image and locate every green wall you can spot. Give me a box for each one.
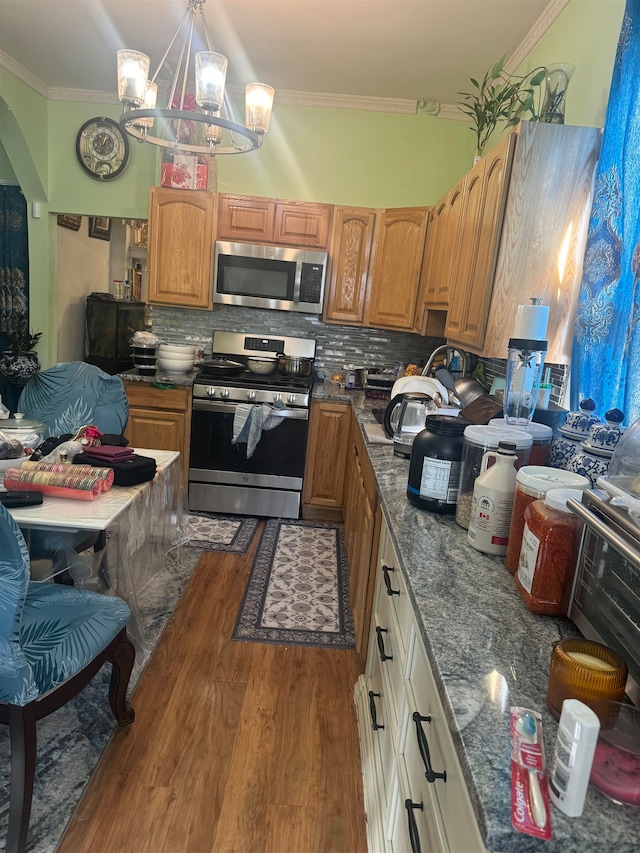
[0,0,628,367]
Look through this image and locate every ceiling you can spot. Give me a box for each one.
[0,0,555,109]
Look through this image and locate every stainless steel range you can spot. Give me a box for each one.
[188,331,316,518]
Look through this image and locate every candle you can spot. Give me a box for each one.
[565,651,617,670]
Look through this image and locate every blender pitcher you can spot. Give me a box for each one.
[504,338,547,426]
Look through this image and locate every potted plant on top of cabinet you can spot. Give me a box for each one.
[457,55,546,161]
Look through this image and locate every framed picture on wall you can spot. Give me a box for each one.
[88,216,111,241]
[57,214,82,231]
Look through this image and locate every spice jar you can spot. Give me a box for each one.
[515,488,585,615]
[489,418,553,466]
[456,425,532,529]
[504,467,590,574]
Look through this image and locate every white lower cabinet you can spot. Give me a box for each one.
[355,518,486,852]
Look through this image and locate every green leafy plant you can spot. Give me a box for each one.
[457,56,547,155]
[1,320,42,355]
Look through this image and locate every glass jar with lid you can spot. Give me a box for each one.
[489,418,553,466]
[504,466,590,574]
[456,424,532,529]
[515,488,585,615]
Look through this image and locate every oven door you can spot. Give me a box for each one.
[568,494,640,705]
[188,399,309,517]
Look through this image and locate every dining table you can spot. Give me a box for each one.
[6,448,187,664]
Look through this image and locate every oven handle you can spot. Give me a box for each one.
[192,399,309,420]
[567,498,640,571]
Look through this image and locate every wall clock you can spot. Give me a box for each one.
[76,117,130,181]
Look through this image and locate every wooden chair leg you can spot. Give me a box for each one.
[7,703,37,853]
[108,629,136,725]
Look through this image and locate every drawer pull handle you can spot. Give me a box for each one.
[405,799,423,853]
[382,564,400,596]
[368,690,384,731]
[375,626,393,661]
[413,711,447,784]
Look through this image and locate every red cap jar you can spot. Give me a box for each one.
[504,467,589,574]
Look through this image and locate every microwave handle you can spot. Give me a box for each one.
[293,261,302,304]
[567,498,640,571]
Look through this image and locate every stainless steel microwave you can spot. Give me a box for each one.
[213,241,328,314]
[567,485,640,706]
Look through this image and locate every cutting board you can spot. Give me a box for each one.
[363,422,393,445]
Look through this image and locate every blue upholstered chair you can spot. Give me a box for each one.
[0,503,135,853]
[17,360,128,438]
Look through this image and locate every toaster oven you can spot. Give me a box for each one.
[567,485,640,706]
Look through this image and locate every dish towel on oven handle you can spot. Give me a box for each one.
[232,403,284,458]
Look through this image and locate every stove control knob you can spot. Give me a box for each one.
[220,388,229,399]
[287,393,297,406]
[247,390,256,401]
[273,393,283,405]
[207,386,216,397]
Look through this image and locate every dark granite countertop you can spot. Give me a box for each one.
[312,382,639,852]
[118,368,198,387]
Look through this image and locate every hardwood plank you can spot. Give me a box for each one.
[58,530,367,853]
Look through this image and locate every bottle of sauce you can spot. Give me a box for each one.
[467,441,518,556]
[515,488,584,615]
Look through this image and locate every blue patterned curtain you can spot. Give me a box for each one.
[572,0,640,424]
[0,184,29,348]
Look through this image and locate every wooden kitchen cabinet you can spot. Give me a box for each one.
[445,133,515,349]
[217,193,333,248]
[342,412,380,656]
[433,121,599,361]
[366,206,430,330]
[302,400,350,520]
[123,381,192,486]
[147,187,216,310]
[324,206,378,325]
[354,516,485,852]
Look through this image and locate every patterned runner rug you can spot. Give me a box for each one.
[186,511,259,553]
[232,519,355,649]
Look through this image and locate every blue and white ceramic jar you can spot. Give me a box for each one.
[585,408,625,454]
[567,442,614,486]
[548,398,604,470]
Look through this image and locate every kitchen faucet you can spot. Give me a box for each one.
[422,345,468,378]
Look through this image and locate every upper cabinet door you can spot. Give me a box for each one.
[274,201,333,248]
[147,187,216,310]
[324,207,377,325]
[366,207,430,330]
[217,194,275,242]
[445,133,514,349]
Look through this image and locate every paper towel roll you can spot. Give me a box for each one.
[512,303,549,340]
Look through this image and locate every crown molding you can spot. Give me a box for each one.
[437,104,467,122]
[506,0,572,73]
[0,49,48,98]
[47,87,117,104]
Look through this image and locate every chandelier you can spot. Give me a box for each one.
[116,0,274,155]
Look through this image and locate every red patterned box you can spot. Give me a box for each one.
[161,157,208,190]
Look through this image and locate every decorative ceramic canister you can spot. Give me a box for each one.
[567,409,626,486]
[548,398,604,469]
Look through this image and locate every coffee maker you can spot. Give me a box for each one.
[85,293,145,375]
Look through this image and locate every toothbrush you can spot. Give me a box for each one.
[517,712,547,830]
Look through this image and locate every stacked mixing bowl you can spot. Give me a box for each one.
[157,343,196,374]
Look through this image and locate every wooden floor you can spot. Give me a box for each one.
[58,526,368,853]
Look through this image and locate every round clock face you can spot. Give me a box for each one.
[76,117,130,181]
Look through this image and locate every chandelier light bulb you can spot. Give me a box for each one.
[117,50,150,107]
[246,83,275,134]
[132,82,158,129]
[195,52,228,112]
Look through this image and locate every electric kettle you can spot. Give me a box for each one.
[383,392,435,458]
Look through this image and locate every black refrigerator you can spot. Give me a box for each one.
[85,293,146,375]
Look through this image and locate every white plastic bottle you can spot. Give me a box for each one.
[549,699,600,817]
[467,441,517,555]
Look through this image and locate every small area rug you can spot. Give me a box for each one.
[0,545,201,853]
[186,511,259,553]
[232,519,355,649]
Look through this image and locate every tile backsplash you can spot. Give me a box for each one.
[150,304,568,404]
